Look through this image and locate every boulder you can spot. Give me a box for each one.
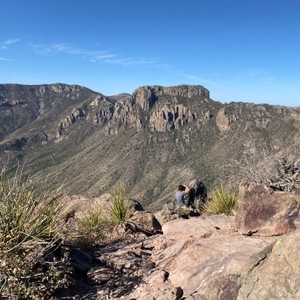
[216,107,231,131]
[235,182,300,236]
[238,230,300,299]
[187,179,207,209]
[128,199,144,212]
[130,211,162,235]
[151,216,275,298]
[159,200,192,224]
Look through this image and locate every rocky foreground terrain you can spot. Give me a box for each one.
[56,182,300,300]
[1,83,300,209]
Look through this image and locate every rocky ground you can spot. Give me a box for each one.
[56,182,300,300]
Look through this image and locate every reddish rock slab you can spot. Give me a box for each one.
[150,216,275,298]
[238,230,300,299]
[235,182,300,236]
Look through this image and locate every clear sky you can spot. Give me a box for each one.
[0,0,299,106]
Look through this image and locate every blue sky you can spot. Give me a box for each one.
[0,0,299,106]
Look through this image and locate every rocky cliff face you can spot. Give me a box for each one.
[133,85,210,132]
[92,85,211,135]
[1,83,300,208]
[0,83,97,142]
[50,84,212,138]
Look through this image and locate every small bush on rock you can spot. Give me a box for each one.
[203,184,238,216]
[72,183,131,246]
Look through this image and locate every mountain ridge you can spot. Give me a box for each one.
[1,83,300,209]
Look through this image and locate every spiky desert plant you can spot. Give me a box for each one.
[202,184,238,216]
[75,202,114,245]
[0,170,69,298]
[0,173,63,250]
[110,183,130,223]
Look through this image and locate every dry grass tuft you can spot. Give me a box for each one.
[202,184,238,216]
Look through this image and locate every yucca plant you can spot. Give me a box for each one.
[110,183,130,223]
[0,174,63,251]
[0,170,69,298]
[75,202,114,245]
[202,184,238,216]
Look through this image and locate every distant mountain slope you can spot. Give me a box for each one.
[1,83,300,209]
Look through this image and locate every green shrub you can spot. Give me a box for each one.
[75,202,114,245]
[0,245,70,299]
[0,171,69,298]
[0,174,62,250]
[110,183,130,223]
[202,184,238,216]
[70,183,131,246]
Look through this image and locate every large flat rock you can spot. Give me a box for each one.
[238,230,300,299]
[235,183,300,236]
[152,219,274,297]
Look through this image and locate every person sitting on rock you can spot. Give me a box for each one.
[175,184,190,207]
